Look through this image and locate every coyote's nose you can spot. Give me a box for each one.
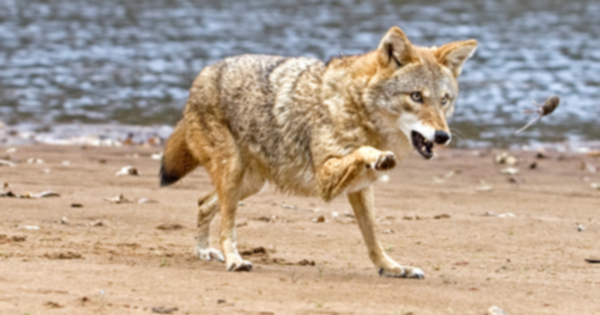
[434,130,451,145]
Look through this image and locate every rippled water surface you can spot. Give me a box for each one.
[1,0,599,147]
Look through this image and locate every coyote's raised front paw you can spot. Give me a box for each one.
[360,147,396,171]
[374,151,396,170]
[378,265,424,279]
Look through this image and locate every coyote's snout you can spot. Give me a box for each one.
[160,26,477,278]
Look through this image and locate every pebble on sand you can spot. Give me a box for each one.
[500,167,519,175]
[494,152,518,165]
[313,215,326,223]
[104,194,130,203]
[487,305,508,315]
[151,306,178,314]
[115,166,139,176]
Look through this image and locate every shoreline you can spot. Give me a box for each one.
[2,122,600,153]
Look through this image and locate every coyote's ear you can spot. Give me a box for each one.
[377,26,414,69]
[435,40,478,77]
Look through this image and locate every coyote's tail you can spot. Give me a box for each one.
[159,120,200,187]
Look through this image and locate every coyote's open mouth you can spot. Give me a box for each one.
[411,131,434,160]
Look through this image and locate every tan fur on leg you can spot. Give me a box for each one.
[216,159,253,272]
[203,139,253,272]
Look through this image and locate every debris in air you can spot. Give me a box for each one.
[515,95,560,134]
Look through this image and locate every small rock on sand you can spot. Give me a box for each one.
[484,212,516,218]
[297,259,316,266]
[313,215,326,223]
[494,153,518,165]
[500,167,519,175]
[115,166,139,176]
[90,220,104,227]
[45,301,63,308]
[476,185,493,192]
[27,158,44,164]
[3,190,60,199]
[151,306,178,314]
[18,225,40,230]
[44,251,83,260]
[0,159,15,167]
[29,191,60,198]
[241,247,267,256]
[104,194,130,203]
[536,150,547,159]
[508,177,523,184]
[156,223,183,231]
[281,202,297,210]
[487,305,508,315]
[11,235,27,242]
[137,198,157,204]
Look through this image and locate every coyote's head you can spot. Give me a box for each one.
[364,26,477,159]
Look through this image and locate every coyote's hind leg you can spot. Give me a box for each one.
[214,156,254,272]
[195,174,265,263]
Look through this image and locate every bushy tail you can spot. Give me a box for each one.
[159,120,200,187]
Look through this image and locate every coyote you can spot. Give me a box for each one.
[160,26,477,279]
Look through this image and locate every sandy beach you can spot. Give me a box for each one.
[1,144,599,314]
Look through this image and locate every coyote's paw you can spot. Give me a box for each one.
[195,246,225,262]
[378,265,424,279]
[374,151,396,170]
[226,259,253,272]
[360,148,396,171]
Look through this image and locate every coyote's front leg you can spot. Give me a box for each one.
[317,146,423,279]
[348,186,424,279]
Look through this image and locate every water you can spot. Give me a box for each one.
[1,0,599,147]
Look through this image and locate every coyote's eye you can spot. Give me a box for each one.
[441,95,449,106]
[410,92,423,103]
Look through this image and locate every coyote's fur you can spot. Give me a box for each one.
[160,26,477,278]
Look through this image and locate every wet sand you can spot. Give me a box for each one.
[0,145,599,314]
